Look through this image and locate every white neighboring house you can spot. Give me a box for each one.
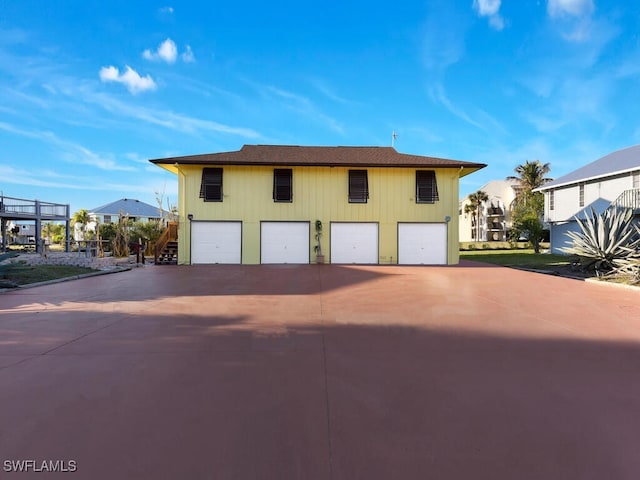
[459,179,519,242]
[535,144,640,254]
[89,198,168,224]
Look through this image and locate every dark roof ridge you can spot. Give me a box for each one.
[150,144,486,175]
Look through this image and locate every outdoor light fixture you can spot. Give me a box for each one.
[187,214,194,221]
[445,215,451,223]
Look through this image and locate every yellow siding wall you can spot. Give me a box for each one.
[177,165,461,264]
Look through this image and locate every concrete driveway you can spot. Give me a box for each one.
[1,262,639,479]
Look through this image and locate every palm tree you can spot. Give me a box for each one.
[466,190,489,241]
[507,160,552,206]
[464,203,477,240]
[72,209,90,241]
[507,160,552,253]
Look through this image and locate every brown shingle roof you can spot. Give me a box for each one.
[150,145,485,174]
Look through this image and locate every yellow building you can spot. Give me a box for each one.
[150,145,485,265]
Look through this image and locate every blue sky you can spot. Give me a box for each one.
[1,0,640,215]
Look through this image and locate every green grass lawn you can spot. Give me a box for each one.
[0,263,97,287]
[460,249,572,269]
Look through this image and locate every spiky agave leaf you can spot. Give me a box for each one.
[604,257,640,285]
[561,206,640,273]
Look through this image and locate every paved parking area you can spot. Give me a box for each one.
[1,262,639,479]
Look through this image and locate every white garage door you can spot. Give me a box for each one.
[261,222,310,264]
[191,221,242,264]
[398,223,447,265]
[330,223,378,264]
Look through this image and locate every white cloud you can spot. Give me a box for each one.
[0,164,91,190]
[561,18,592,42]
[159,6,174,14]
[0,122,136,171]
[261,84,344,134]
[548,0,594,18]
[99,65,156,94]
[473,0,504,31]
[143,38,178,64]
[181,45,195,63]
[428,83,483,130]
[87,92,262,139]
[474,0,500,16]
[489,15,505,30]
[308,78,359,105]
[421,4,467,72]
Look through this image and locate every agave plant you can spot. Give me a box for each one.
[561,206,640,275]
[605,258,640,284]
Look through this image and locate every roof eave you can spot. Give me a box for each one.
[535,166,640,191]
[150,159,487,170]
[459,164,487,177]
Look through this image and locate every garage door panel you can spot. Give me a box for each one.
[398,223,447,265]
[191,222,242,264]
[330,223,378,264]
[261,222,310,264]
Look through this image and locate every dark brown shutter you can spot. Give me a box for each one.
[349,170,368,203]
[273,169,292,202]
[200,168,223,201]
[416,171,438,203]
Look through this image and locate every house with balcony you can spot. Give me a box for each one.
[150,145,485,265]
[535,144,640,254]
[0,194,70,253]
[459,179,519,242]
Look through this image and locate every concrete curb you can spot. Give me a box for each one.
[508,266,586,281]
[0,266,135,293]
[585,277,640,291]
[510,265,639,290]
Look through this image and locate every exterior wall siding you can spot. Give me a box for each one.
[549,221,580,254]
[545,175,633,223]
[177,165,460,265]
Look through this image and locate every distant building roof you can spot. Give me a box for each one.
[538,144,640,191]
[150,144,486,177]
[89,198,165,218]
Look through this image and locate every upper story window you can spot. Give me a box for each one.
[633,172,640,189]
[273,169,293,202]
[416,170,439,203]
[348,170,369,203]
[549,190,555,211]
[579,183,585,207]
[200,168,223,202]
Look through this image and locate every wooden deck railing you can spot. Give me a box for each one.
[154,222,178,263]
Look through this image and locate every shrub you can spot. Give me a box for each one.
[561,207,640,275]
